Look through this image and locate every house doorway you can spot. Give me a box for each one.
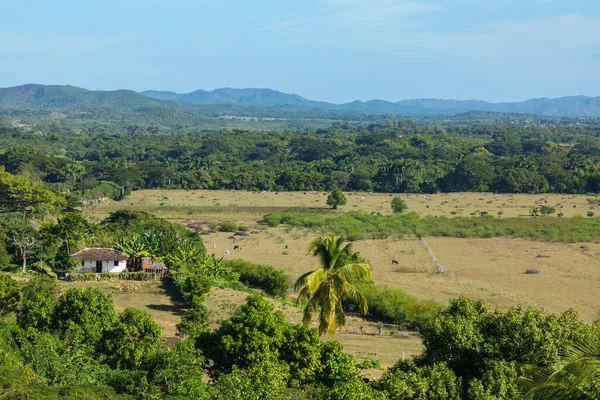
[96,260,102,273]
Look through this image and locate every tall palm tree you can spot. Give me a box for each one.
[294,233,372,335]
[525,330,600,399]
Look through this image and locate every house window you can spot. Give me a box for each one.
[114,260,119,267]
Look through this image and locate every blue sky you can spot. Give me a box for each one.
[1,0,599,103]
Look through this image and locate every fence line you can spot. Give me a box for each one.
[419,236,446,274]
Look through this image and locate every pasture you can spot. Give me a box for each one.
[87,189,600,223]
[85,189,600,322]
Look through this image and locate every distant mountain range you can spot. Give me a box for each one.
[1,84,600,117]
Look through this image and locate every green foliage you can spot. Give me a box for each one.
[524,329,600,400]
[356,284,441,328]
[209,362,293,400]
[102,308,163,369]
[539,206,556,216]
[198,294,289,375]
[326,188,347,209]
[171,271,212,306]
[378,362,463,400]
[419,297,593,397]
[391,196,408,213]
[52,287,116,345]
[224,259,290,297]
[177,302,210,338]
[0,274,19,315]
[266,211,600,242]
[17,276,58,331]
[0,166,66,213]
[219,221,237,232]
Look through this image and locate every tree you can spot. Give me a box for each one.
[295,234,371,335]
[326,188,347,210]
[177,302,210,338]
[391,197,408,213]
[198,295,290,375]
[0,274,19,315]
[18,276,58,331]
[102,308,163,369]
[52,288,116,345]
[2,214,38,273]
[539,206,556,216]
[525,331,600,400]
[0,166,66,213]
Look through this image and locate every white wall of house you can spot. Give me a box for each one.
[78,260,127,273]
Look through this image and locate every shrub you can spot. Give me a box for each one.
[326,188,347,209]
[224,259,290,298]
[237,225,249,232]
[220,222,237,232]
[355,284,441,328]
[0,274,20,315]
[391,197,408,213]
[539,206,556,216]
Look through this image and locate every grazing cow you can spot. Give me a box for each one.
[212,244,216,249]
[391,259,399,265]
[224,250,230,255]
[233,245,240,250]
[285,245,288,249]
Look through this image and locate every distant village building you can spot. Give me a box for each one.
[70,248,128,273]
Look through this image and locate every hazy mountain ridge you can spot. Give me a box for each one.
[143,88,600,117]
[1,84,600,117]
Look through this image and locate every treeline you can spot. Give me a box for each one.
[2,121,600,200]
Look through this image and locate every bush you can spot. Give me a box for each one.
[220,222,237,232]
[0,274,20,315]
[391,197,408,213]
[224,259,290,298]
[356,284,441,328]
[326,189,347,209]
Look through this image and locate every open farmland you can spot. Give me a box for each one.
[86,189,600,222]
[85,189,600,323]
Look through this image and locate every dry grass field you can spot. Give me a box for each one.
[87,189,600,224]
[83,189,600,323]
[203,229,600,322]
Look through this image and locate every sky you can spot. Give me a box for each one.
[1,0,599,103]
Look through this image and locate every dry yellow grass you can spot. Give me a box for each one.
[202,228,600,322]
[81,189,600,339]
[87,189,600,223]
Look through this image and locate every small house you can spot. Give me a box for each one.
[70,248,128,273]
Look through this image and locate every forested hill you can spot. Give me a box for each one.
[0,84,172,109]
[2,84,600,117]
[143,87,600,117]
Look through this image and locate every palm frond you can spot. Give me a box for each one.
[343,283,369,315]
[525,331,600,400]
[340,263,372,283]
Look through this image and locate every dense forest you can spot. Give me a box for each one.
[2,119,600,201]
